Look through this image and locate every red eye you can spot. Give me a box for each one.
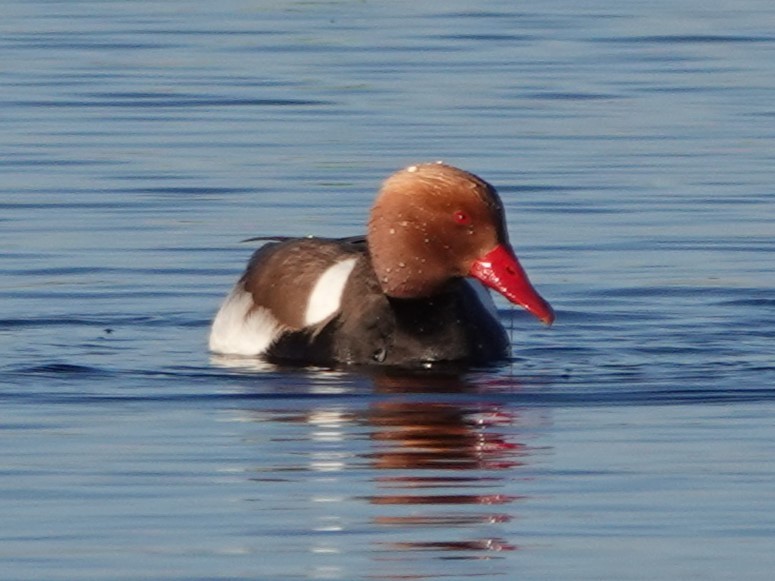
[453,210,471,225]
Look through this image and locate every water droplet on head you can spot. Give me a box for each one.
[407,165,418,173]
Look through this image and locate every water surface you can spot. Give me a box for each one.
[1,1,774,579]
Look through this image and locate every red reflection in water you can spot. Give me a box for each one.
[361,372,534,571]
[244,370,547,578]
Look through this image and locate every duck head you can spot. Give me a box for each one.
[367,162,555,325]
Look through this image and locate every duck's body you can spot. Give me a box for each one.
[210,236,510,366]
[210,163,554,367]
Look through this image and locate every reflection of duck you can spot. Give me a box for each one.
[210,162,553,367]
[234,370,541,576]
[362,372,529,560]
[367,393,526,473]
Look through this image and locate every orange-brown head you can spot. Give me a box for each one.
[367,162,554,325]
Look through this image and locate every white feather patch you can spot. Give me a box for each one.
[209,285,283,356]
[304,257,358,326]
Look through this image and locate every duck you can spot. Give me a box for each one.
[209,162,554,367]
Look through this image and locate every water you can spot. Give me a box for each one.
[1,0,774,579]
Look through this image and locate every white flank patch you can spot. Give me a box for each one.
[209,286,283,356]
[465,279,500,324]
[304,257,358,326]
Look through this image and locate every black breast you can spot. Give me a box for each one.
[332,261,509,366]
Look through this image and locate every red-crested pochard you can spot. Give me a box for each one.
[210,162,554,367]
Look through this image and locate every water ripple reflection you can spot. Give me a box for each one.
[232,373,547,578]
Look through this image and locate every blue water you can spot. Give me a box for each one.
[2,1,774,579]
